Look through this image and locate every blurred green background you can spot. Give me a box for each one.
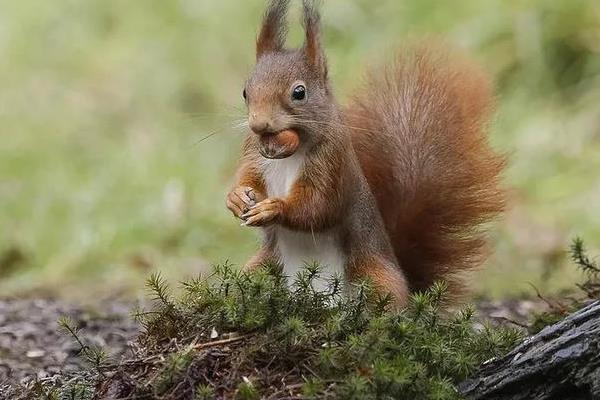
[1,0,599,300]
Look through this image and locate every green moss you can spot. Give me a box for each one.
[26,264,522,399]
[195,385,215,400]
[236,380,260,400]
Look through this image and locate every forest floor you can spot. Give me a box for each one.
[0,297,546,392]
[0,299,139,392]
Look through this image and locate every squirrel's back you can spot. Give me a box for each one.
[346,43,506,296]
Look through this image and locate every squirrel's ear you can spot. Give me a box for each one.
[302,0,327,80]
[256,0,290,60]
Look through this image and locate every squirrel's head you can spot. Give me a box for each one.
[244,0,333,159]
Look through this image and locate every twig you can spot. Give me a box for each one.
[192,334,251,350]
[266,383,305,400]
[489,316,529,329]
[526,282,567,314]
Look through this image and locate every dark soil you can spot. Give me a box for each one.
[0,298,139,397]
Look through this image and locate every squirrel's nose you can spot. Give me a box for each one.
[249,114,274,135]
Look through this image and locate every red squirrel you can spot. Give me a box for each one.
[226,0,505,307]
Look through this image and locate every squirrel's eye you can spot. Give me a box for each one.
[292,85,306,101]
[242,89,247,101]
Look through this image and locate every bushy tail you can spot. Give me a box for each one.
[345,43,506,296]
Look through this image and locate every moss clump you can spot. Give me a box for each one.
[27,263,521,399]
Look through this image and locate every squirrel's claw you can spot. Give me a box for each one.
[226,186,257,219]
[242,198,284,227]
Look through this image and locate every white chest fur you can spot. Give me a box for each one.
[261,154,346,291]
[261,152,304,198]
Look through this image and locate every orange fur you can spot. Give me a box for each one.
[346,44,506,298]
[348,255,410,308]
[244,245,278,272]
[238,138,268,198]
[227,1,506,305]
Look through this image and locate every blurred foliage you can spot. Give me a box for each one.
[0,0,599,298]
[529,238,600,333]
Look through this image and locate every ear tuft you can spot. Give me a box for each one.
[256,0,291,60]
[302,0,327,80]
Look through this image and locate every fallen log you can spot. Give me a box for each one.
[459,300,600,400]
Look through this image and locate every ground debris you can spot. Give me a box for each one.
[0,266,525,400]
[0,298,138,398]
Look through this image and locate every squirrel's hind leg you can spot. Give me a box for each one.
[348,255,409,309]
[243,246,278,272]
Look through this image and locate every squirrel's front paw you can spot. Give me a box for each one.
[242,198,284,227]
[226,186,259,219]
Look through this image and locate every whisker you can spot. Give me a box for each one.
[190,128,226,147]
[295,110,381,124]
[290,115,365,127]
[289,117,375,133]
[184,110,377,148]
[176,114,246,126]
[189,120,248,148]
[180,111,244,118]
[232,120,249,130]
[297,110,380,123]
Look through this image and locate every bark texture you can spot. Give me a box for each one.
[459,300,600,400]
